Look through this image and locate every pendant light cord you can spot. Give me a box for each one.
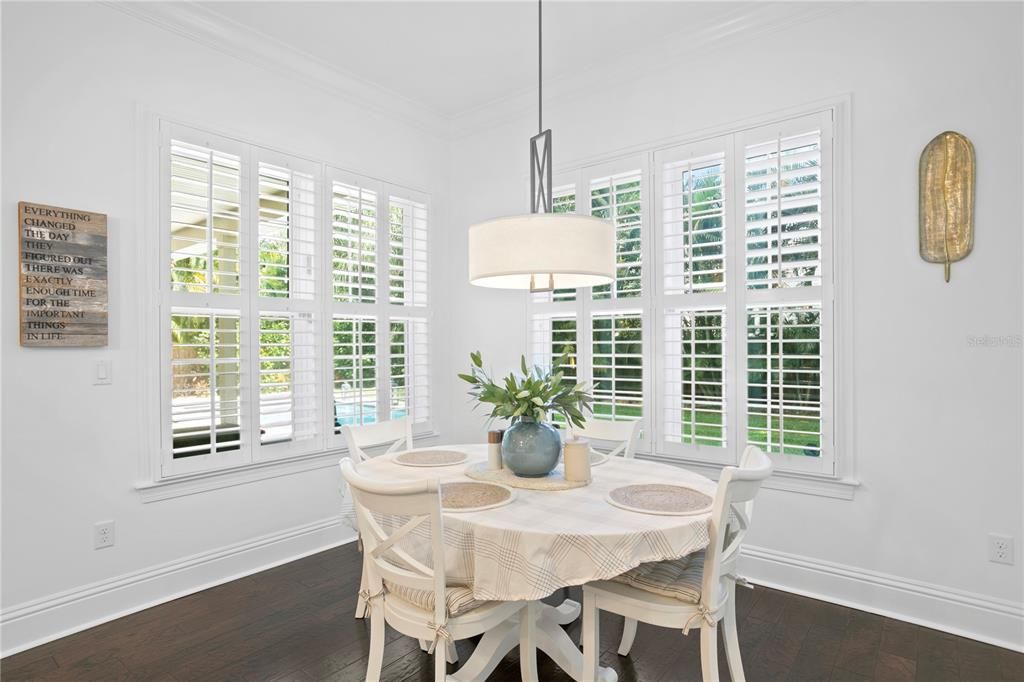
[538,0,542,134]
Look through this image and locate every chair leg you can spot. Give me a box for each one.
[519,602,538,682]
[365,608,385,682]
[445,640,459,665]
[582,590,600,682]
[355,567,368,619]
[618,617,638,656]
[434,644,447,682]
[699,623,719,682]
[723,582,745,682]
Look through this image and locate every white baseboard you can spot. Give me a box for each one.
[0,517,358,658]
[3,528,1020,659]
[741,544,1024,653]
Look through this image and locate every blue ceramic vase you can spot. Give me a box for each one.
[501,418,562,477]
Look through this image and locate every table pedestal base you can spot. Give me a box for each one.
[448,599,617,682]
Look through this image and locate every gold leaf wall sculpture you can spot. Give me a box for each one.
[919,131,975,282]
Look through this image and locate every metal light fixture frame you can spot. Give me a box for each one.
[467,0,615,294]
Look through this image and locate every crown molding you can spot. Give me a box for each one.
[103,1,843,142]
[103,1,452,139]
[450,2,844,139]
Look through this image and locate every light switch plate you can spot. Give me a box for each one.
[94,360,111,385]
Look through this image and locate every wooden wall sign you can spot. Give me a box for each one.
[19,202,108,347]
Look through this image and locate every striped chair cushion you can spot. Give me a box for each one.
[610,551,705,603]
[385,581,488,617]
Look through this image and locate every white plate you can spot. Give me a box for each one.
[393,449,469,467]
[441,481,515,513]
[606,483,713,516]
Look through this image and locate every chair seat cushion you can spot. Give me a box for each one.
[385,581,488,617]
[610,551,705,604]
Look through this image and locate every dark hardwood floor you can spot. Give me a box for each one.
[3,542,1021,681]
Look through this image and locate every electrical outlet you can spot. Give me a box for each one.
[988,534,1014,565]
[94,521,115,549]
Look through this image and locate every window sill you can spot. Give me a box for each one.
[638,452,859,500]
[136,431,442,503]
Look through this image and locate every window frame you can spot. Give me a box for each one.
[150,118,433,485]
[527,100,854,491]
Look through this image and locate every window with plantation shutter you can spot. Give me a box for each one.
[170,311,242,460]
[388,196,428,307]
[389,318,431,424]
[157,121,432,480]
[527,107,839,479]
[257,312,319,447]
[332,181,377,304]
[258,163,316,299]
[591,170,643,300]
[324,170,432,450]
[591,312,644,421]
[663,308,726,447]
[169,141,242,295]
[662,153,726,295]
[528,159,650,441]
[331,315,378,429]
[746,304,822,457]
[744,130,822,289]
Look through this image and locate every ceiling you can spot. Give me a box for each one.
[196,1,760,117]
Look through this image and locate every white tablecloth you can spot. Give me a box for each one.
[342,444,714,603]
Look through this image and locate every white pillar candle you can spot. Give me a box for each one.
[563,437,592,483]
[487,430,504,470]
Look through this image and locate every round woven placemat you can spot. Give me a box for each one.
[464,462,589,491]
[607,483,713,516]
[441,481,513,512]
[394,449,468,467]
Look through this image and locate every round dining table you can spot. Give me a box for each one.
[347,443,716,682]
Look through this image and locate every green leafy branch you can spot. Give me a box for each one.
[458,350,593,429]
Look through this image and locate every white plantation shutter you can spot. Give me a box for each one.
[257,312,319,448]
[662,152,726,294]
[332,181,377,304]
[258,163,316,299]
[170,311,243,460]
[591,312,644,421]
[738,111,833,474]
[744,130,822,289]
[389,317,431,424]
[663,308,726,448]
[745,304,822,458]
[331,316,378,429]
[156,124,426,476]
[169,141,242,295]
[388,196,428,307]
[591,170,643,300]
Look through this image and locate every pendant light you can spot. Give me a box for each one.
[468,0,615,292]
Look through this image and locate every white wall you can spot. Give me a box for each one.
[446,2,1024,649]
[0,2,454,654]
[3,0,1022,657]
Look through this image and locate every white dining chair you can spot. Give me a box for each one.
[344,418,416,620]
[569,418,642,459]
[339,458,538,682]
[341,417,415,463]
[581,446,772,682]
